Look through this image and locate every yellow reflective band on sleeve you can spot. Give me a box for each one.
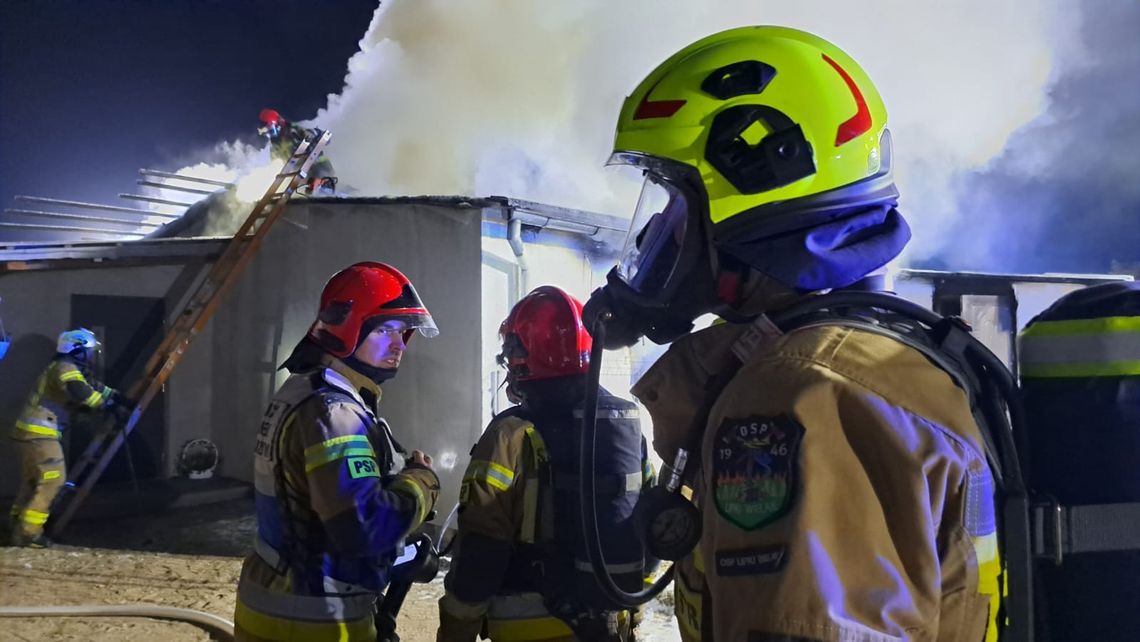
[83,389,104,408]
[15,421,61,438]
[303,435,375,473]
[1021,315,1140,337]
[464,460,515,492]
[42,470,62,481]
[391,477,429,525]
[20,509,49,525]
[59,370,85,382]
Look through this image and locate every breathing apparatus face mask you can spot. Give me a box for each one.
[577,161,724,605]
[583,158,720,350]
[71,344,102,374]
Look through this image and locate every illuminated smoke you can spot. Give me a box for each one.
[170,1,1083,267]
[310,0,1071,264]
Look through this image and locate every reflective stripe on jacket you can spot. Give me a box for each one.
[11,356,111,441]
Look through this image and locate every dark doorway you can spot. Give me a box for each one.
[70,294,165,483]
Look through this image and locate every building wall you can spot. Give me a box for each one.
[0,201,484,522]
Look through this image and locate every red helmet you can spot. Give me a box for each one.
[309,262,438,358]
[498,286,592,382]
[259,108,285,127]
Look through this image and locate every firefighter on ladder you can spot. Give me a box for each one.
[234,262,441,642]
[258,108,337,195]
[7,328,123,548]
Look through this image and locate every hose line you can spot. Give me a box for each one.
[0,604,235,641]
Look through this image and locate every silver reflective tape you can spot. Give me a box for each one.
[487,592,551,620]
[623,472,643,493]
[237,575,376,622]
[1020,333,1140,365]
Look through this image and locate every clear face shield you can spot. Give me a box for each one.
[616,173,693,298]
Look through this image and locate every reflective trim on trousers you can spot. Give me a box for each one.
[253,537,376,604]
[15,419,60,439]
[236,576,376,623]
[486,592,553,620]
[233,598,375,642]
[486,591,573,641]
[20,508,49,526]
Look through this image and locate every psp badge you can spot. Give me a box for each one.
[713,414,804,530]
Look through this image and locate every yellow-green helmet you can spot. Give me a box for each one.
[584,26,908,348]
[612,25,891,225]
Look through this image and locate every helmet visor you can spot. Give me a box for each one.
[377,280,439,338]
[616,173,691,296]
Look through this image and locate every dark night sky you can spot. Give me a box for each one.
[0,0,376,216]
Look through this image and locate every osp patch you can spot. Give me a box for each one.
[712,414,803,530]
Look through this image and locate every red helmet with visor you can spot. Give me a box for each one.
[310,262,438,358]
[498,286,592,382]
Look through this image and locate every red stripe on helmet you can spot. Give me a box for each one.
[633,78,686,120]
[821,54,872,146]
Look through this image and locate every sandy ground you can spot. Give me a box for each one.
[0,501,681,641]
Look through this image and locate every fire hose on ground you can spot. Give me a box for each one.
[0,604,235,641]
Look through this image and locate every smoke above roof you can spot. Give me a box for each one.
[178,1,1138,273]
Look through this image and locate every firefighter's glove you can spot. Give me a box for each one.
[105,391,136,424]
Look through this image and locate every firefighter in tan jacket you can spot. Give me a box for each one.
[8,328,121,548]
[582,27,1001,642]
[439,286,652,642]
[234,262,441,642]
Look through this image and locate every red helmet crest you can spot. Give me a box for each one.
[310,262,437,358]
[498,286,592,382]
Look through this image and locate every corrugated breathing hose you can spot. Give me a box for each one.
[0,604,235,641]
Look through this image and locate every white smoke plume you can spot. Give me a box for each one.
[306,0,1072,265]
[168,1,1077,263]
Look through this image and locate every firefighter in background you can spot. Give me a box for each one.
[7,328,122,548]
[583,27,1001,641]
[258,108,337,194]
[438,286,652,642]
[234,262,441,642]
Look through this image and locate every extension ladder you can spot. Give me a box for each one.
[48,130,333,535]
